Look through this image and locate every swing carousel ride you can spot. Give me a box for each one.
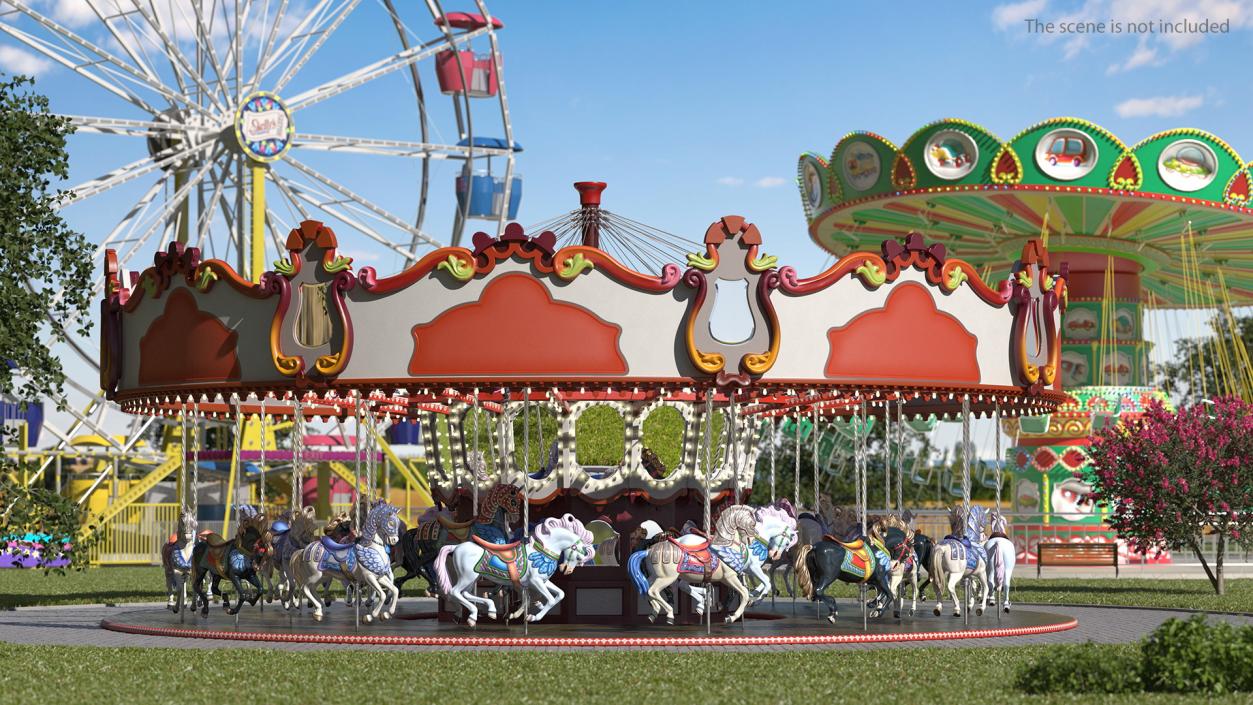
[96,173,1081,646]
[801,118,1253,561]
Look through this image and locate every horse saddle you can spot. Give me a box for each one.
[942,535,986,571]
[318,536,357,573]
[667,536,719,576]
[823,535,864,552]
[201,532,230,549]
[471,534,527,587]
[437,514,475,541]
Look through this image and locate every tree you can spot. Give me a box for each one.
[1156,314,1253,404]
[0,74,91,405]
[0,471,97,571]
[1084,397,1253,595]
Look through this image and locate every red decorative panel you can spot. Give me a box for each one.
[409,274,628,376]
[824,283,979,382]
[139,288,241,385]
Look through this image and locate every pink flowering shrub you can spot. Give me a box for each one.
[1085,397,1252,595]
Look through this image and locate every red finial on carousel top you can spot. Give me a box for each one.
[574,181,607,248]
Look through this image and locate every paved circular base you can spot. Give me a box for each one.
[101,603,1077,647]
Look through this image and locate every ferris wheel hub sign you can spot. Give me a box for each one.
[234,91,294,163]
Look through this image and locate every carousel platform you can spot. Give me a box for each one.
[100,600,1077,647]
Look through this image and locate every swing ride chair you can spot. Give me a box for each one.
[95,177,1077,644]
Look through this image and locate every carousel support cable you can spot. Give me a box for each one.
[293,399,303,511]
[883,400,891,513]
[353,391,363,632]
[961,394,972,627]
[769,416,776,504]
[729,395,740,502]
[472,388,480,515]
[223,393,242,538]
[858,397,867,631]
[522,387,532,635]
[703,387,713,635]
[259,397,267,511]
[895,399,904,514]
[793,408,800,508]
[191,401,200,515]
[811,404,819,515]
[994,399,1003,623]
[179,403,188,513]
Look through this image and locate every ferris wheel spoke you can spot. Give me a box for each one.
[255,0,345,87]
[186,0,236,106]
[281,154,440,247]
[63,140,216,206]
[268,169,312,221]
[133,0,229,113]
[65,114,221,138]
[284,24,489,111]
[290,132,510,158]
[270,0,360,95]
[277,175,426,262]
[0,0,217,120]
[80,0,163,86]
[251,0,289,92]
[0,21,168,117]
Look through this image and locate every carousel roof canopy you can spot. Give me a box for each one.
[799,117,1253,306]
[100,215,1067,423]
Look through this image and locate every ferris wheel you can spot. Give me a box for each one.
[0,0,519,480]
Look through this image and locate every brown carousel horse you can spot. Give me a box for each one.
[190,511,273,616]
[393,483,523,595]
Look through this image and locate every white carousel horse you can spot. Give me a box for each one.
[435,513,595,626]
[266,506,319,609]
[289,500,402,622]
[160,509,197,613]
[767,496,833,596]
[930,505,989,617]
[984,508,1017,612]
[627,504,757,624]
[685,503,799,612]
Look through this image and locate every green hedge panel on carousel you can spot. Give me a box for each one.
[828,131,896,202]
[1062,301,1140,341]
[1010,444,1107,525]
[897,119,1001,190]
[1005,118,1129,188]
[1132,129,1246,203]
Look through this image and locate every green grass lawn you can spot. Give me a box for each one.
[1,642,1243,705]
[0,566,430,609]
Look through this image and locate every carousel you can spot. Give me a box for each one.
[95,179,1079,645]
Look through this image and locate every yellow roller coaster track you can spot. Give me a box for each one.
[82,446,182,538]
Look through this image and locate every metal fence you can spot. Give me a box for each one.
[905,508,1247,565]
[89,503,181,565]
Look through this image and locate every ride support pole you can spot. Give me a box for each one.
[250,164,266,283]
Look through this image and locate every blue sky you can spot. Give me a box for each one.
[5,0,1252,455]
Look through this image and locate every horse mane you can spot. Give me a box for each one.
[755,504,797,531]
[714,505,756,541]
[418,506,450,523]
[289,506,318,540]
[534,513,592,546]
[826,505,860,537]
[872,513,912,542]
[640,447,667,479]
[771,498,797,520]
[236,510,268,544]
[177,508,198,534]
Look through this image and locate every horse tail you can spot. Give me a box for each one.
[434,544,457,595]
[626,549,649,595]
[793,544,815,600]
[991,539,1006,589]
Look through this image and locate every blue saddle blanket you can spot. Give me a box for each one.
[943,535,987,571]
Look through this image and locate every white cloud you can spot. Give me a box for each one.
[992,0,1049,30]
[1106,37,1160,73]
[754,177,787,188]
[1114,94,1204,118]
[48,0,96,28]
[716,177,744,187]
[0,46,52,75]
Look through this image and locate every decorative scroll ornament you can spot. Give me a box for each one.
[682,216,781,386]
[270,220,355,379]
[1009,239,1067,394]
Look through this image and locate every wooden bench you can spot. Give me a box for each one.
[1036,542,1118,577]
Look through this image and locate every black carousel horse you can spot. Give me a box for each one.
[392,483,522,595]
[792,517,911,623]
[191,511,272,616]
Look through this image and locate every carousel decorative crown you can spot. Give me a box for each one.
[100,211,1067,505]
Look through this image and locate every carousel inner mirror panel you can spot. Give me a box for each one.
[101,211,1068,623]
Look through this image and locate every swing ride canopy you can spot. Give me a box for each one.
[100,211,1068,504]
[800,117,1253,306]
